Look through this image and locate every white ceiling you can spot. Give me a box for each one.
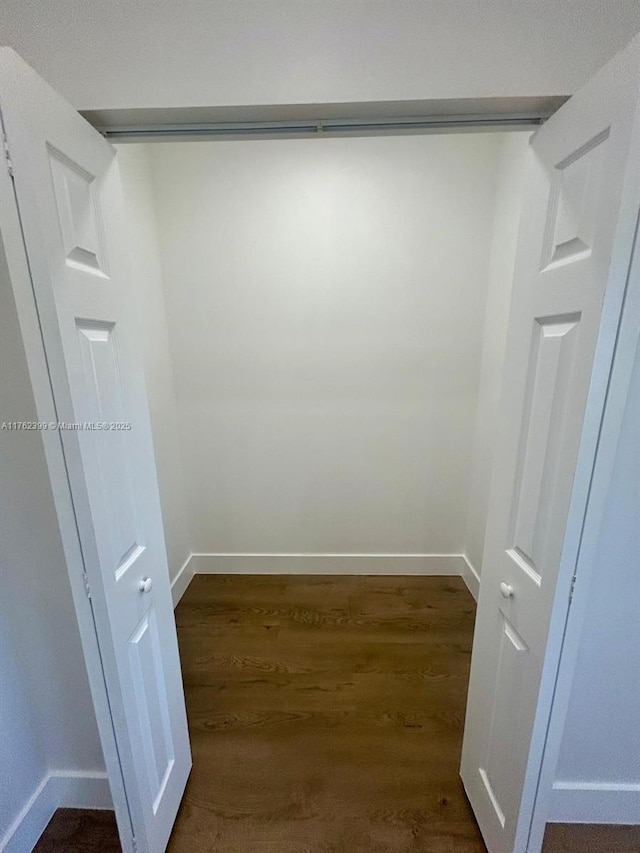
[1,0,639,110]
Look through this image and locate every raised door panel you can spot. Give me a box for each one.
[129,610,177,816]
[507,313,581,587]
[75,318,144,580]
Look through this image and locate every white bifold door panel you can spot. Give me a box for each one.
[461,35,640,853]
[0,50,191,852]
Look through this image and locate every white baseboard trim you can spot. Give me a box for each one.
[0,774,51,853]
[548,781,640,824]
[0,771,112,853]
[47,770,112,810]
[171,553,195,608]
[190,553,467,576]
[461,555,480,601]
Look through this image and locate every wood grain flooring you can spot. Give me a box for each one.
[34,575,638,853]
[542,824,640,852]
[34,808,640,853]
[33,808,121,852]
[169,574,484,853]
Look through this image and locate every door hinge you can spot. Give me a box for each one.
[569,575,577,602]
[83,572,92,599]
[2,131,14,178]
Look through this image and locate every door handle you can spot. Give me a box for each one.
[138,577,153,593]
[499,582,514,599]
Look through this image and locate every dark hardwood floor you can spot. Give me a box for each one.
[33,808,121,852]
[542,824,640,852]
[34,809,640,853]
[34,575,638,852]
[170,574,484,853]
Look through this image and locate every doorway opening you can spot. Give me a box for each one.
[114,130,530,602]
[111,129,530,852]
[3,37,639,853]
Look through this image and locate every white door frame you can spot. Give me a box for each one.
[0,119,135,852]
[2,90,637,851]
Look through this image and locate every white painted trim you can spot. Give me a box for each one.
[46,770,112,811]
[460,555,480,601]
[190,553,466,576]
[0,774,50,853]
[171,553,194,607]
[548,781,640,824]
[0,771,112,853]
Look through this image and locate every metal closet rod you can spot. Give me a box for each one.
[100,113,544,139]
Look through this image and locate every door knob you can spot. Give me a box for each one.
[499,582,514,599]
[138,577,153,593]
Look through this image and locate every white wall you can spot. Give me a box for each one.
[551,334,640,816]
[0,234,104,846]
[117,144,191,582]
[145,133,504,557]
[1,1,639,110]
[463,132,531,579]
